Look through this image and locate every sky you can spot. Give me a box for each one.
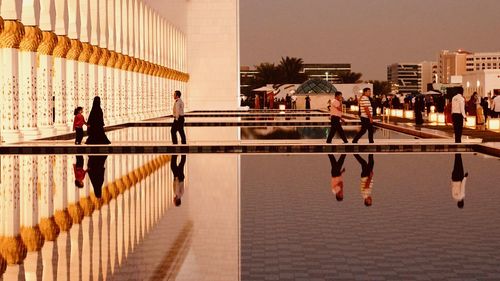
[239,0,500,81]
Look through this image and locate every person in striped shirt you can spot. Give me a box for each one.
[354,154,374,207]
[352,88,374,143]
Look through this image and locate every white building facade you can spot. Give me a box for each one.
[461,70,500,98]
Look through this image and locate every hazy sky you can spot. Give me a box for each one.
[240,0,500,80]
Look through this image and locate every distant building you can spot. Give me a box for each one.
[301,63,351,83]
[240,63,352,94]
[438,49,470,84]
[387,63,422,93]
[465,52,500,72]
[461,70,500,98]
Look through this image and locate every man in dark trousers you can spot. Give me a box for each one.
[171,155,187,206]
[328,154,347,201]
[354,154,375,207]
[326,92,348,143]
[352,88,374,143]
[451,154,467,209]
[451,87,467,143]
[171,90,186,144]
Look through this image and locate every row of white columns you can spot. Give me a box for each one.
[0,0,189,143]
[0,128,176,279]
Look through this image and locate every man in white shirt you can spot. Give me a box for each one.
[171,155,186,207]
[171,90,186,144]
[492,90,500,117]
[451,87,467,143]
[451,154,467,209]
[352,88,374,143]
[326,92,348,143]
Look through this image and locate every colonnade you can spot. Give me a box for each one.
[0,127,176,279]
[0,0,188,143]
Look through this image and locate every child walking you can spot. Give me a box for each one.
[73,106,87,145]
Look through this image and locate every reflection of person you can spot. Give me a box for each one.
[414,95,425,125]
[352,88,374,143]
[354,154,374,207]
[326,92,348,144]
[171,90,186,144]
[171,155,186,207]
[73,155,87,188]
[451,154,467,209]
[492,90,500,117]
[87,155,108,198]
[86,96,111,144]
[328,154,346,201]
[451,87,467,143]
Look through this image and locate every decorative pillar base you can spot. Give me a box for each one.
[55,124,70,135]
[1,130,22,144]
[19,127,41,141]
[38,126,56,138]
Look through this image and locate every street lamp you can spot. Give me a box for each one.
[325,72,329,82]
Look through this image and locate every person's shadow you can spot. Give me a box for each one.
[354,154,375,207]
[328,154,346,202]
[74,155,87,188]
[88,155,108,198]
[171,155,187,207]
[451,153,468,209]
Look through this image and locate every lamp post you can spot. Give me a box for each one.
[325,72,329,82]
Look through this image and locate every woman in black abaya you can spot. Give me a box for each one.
[86,96,111,144]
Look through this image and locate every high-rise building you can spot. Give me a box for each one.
[387,63,422,93]
[421,61,438,91]
[438,50,470,83]
[465,52,500,71]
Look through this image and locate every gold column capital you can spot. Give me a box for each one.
[0,20,25,49]
[0,16,4,34]
[19,26,42,52]
[77,42,93,63]
[66,39,83,60]
[121,55,131,70]
[127,57,136,71]
[20,226,44,252]
[88,45,102,65]
[53,35,71,58]
[98,48,110,66]
[37,31,58,55]
[133,58,141,73]
[115,53,124,69]
[106,51,117,67]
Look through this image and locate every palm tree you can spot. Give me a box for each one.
[368,80,391,96]
[335,71,363,83]
[254,62,280,86]
[277,56,308,84]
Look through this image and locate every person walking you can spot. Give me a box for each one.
[352,88,374,143]
[451,87,467,143]
[492,90,500,118]
[171,154,187,207]
[326,92,348,144]
[305,95,311,110]
[86,96,111,144]
[171,90,186,144]
[73,106,87,145]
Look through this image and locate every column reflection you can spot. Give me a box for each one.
[0,152,173,281]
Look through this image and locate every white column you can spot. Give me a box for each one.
[112,0,122,125]
[37,0,57,138]
[126,0,135,122]
[78,0,91,117]
[132,0,140,120]
[66,0,82,132]
[88,0,101,116]
[106,0,116,125]
[53,155,71,233]
[138,1,145,120]
[0,1,24,143]
[121,0,130,123]
[98,0,109,124]
[54,0,71,133]
[39,155,60,243]
[19,0,42,140]
[144,5,151,118]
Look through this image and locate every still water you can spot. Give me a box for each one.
[0,152,499,280]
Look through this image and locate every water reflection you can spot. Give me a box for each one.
[0,152,174,280]
[328,154,346,201]
[73,155,86,188]
[451,154,468,209]
[354,154,375,207]
[88,155,108,198]
[171,155,187,207]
